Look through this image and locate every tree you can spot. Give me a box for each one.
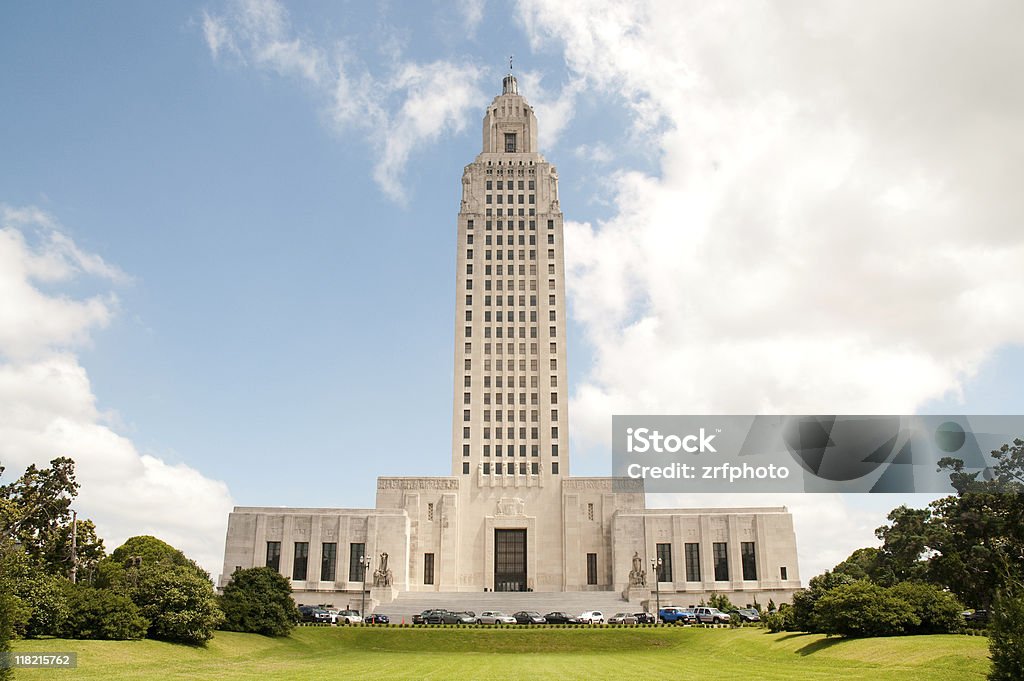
[58,585,147,640]
[219,567,299,637]
[131,564,223,644]
[708,593,734,613]
[99,537,222,645]
[0,457,104,578]
[989,578,1024,681]
[874,506,933,585]
[791,570,856,632]
[814,581,918,638]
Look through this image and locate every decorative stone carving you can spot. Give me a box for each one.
[372,552,393,587]
[628,551,647,587]
[496,497,525,517]
[377,478,459,490]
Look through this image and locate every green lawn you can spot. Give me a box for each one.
[11,626,991,680]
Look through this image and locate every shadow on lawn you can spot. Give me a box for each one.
[764,631,848,656]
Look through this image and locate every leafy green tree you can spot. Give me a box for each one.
[96,537,223,644]
[989,579,1024,681]
[0,579,17,681]
[874,506,933,585]
[58,585,147,640]
[813,581,918,638]
[791,570,856,632]
[708,593,735,612]
[131,564,223,644]
[219,567,299,637]
[0,458,104,578]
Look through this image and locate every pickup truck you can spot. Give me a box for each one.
[658,607,695,624]
[693,607,730,624]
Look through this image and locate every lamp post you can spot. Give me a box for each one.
[650,557,663,621]
[359,555,372,618]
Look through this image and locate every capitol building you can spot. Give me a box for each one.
[219,73,801,610]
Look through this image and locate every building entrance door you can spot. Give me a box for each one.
[494,529,527,592]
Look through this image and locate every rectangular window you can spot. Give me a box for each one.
[713,542,729,581]
[266,541,281,572]
[780,566,788,581]
[321,542,337,581]
[463,461,470,474]
[587,553,598,585]
[656,543,673,582]
[292,542,308,581]
[685,543,701,582]
[551,461,559,474]
[349,543,366,582]
[483,462,491,474]
[505,133,516,152]
[741,542,757,580]
[424,553,435,585]
[531,462,539,474]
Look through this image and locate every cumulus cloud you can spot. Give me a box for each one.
[519,0,1024,576]
[203,0,487,201]
[519,0,1024,428]
[0,206,233,574]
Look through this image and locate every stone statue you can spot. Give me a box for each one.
[373,551,393,587]
[628,551,646,588]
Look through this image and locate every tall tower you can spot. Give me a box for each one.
[452,72,569,482]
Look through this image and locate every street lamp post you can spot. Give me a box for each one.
[359,555,372,618]
[650,557,662,621]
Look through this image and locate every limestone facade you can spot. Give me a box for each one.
[219,75,801,606]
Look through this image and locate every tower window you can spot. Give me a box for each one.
[505,133,516,153]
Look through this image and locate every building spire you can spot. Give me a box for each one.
[502,55,518,95]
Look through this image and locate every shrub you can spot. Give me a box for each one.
[20,572,70,638]
[889,582,963,634]
[133,564,224,644]
[989,582,1024,681]
[59,585,147,640]
[814,581,918,637]
[219,567,298,637]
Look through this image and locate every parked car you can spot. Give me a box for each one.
[335,609,363,625]
[732,608,760,623]
[609,613,638,624]
[543,612,581,624]
[424,609,465,625]
[453,611,477,625]
[298,605,332,624]
[365,614,389,624]
[658,606,695,624]
[513,611,547,624]
[693,607,730,624]
[578,611,605,624]
[477,611,517,625]
[413,609,442,625]
[963,609,989,624]
[633,612,657,624]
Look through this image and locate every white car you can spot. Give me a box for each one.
[477,611,517,625]
[578,611,604,624]
[328,609,363,625]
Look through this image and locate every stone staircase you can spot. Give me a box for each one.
[376,590,641,622]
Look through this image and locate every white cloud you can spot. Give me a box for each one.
[0,206,234,575]
[457,0,486,34]
[203,0,486,201]
[519,1,1024,578]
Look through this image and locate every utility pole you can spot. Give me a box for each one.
[70,510,78,584]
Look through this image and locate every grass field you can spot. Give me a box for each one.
[11,626,991,680]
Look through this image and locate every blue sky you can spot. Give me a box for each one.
[2,0,1022,578]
